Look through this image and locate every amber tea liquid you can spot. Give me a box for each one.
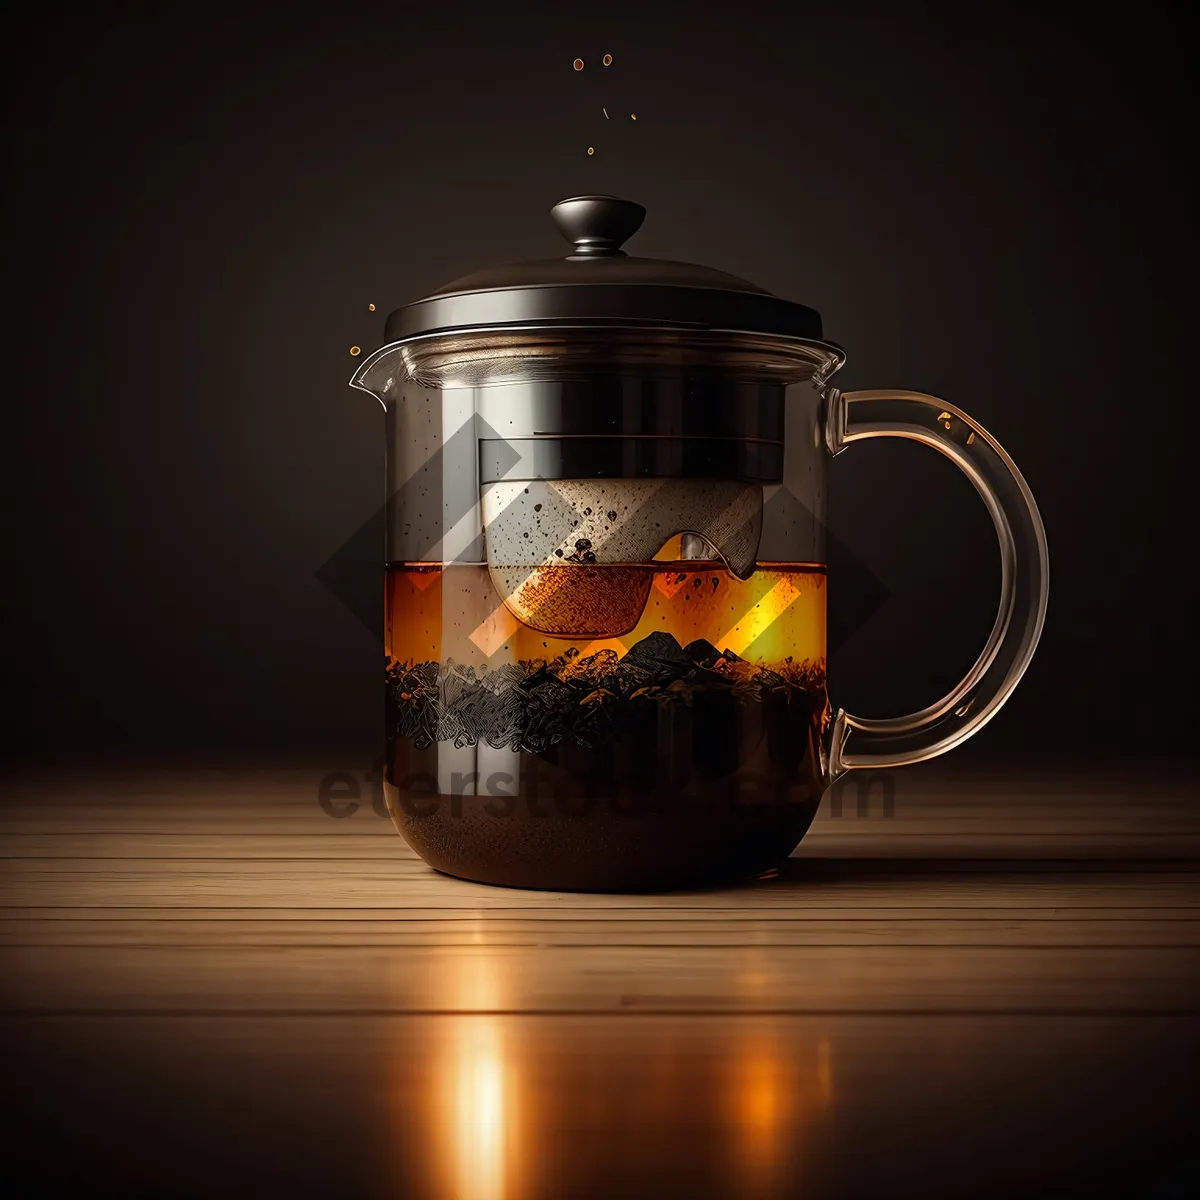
[386,561,826,665]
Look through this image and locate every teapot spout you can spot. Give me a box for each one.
[348,344,407,410]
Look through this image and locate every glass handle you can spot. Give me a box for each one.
[823,387,1049,777]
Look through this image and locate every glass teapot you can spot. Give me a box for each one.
[350,195,1048,891]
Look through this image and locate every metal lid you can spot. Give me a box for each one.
[384,195,824,343]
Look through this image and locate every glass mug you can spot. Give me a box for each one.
[351,196,1048,890]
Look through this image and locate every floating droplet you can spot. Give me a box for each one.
[603,53,613,66]
[368,303,375,312]
[967,431,976,445]
[349,345,361,356]
[587,146,594,155]
[573,58,584,71]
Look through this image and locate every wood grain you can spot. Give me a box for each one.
[2,764,1198,1197]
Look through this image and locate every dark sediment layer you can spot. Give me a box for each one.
[386,631,826,753]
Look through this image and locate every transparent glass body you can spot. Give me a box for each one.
[353,338,1047,891]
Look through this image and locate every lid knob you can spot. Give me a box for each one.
[551,195,646,257]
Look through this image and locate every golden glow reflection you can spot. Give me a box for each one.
[738,1044,787,1167]
[439,956,519,1200]
[398,954,837,1198]
[449,1018,508,1200]
[731,1027,835,1193]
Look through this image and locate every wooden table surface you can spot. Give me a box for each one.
[2,763,1198,1198]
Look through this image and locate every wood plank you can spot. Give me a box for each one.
[2,766,1197,1198]
[5,827,1200,860]
[3,866,1197,911]
[2,768,1198,1018]
[4,914,1198,948]
[4,943,1198,1014]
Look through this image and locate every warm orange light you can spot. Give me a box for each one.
[729,1028,835,1192]
[437,957,521,1200]
[717,574,804,658]
[387,562,825,672]
[450,1020,508,1200]
[734,1038,792,1179]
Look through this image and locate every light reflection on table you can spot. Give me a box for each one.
[391,951,841,1200]
[2,767,1198,1197]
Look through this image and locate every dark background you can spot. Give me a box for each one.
[2,0,1194,768]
